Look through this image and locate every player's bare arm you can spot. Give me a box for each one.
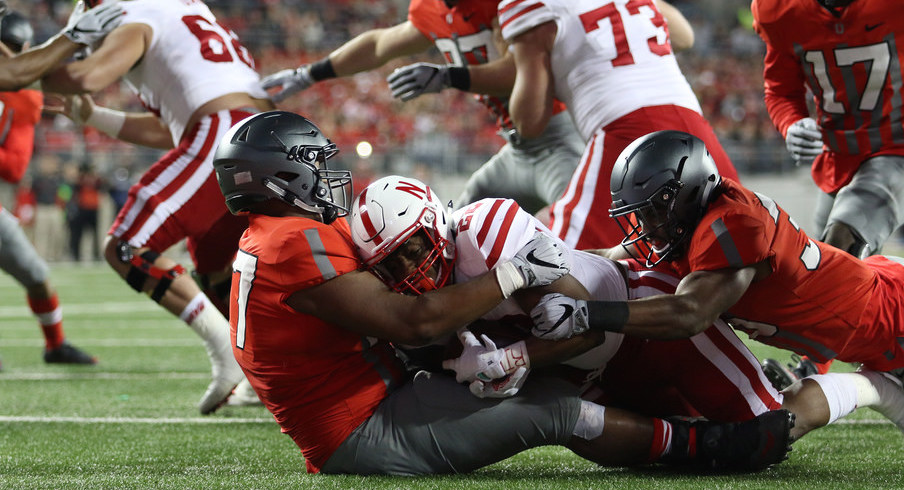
[330,21,432,76]
[46,93,174,150]
[509,20,556,140]
[41,23,149,94]
[658,0,694,51]
[286,268,510,347]
[0,37,81,90]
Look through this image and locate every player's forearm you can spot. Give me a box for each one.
[0,36,78,91]
[524,331,607,368]
[329,26,429,77]
[116,113,175,150]
[467,56,516,97]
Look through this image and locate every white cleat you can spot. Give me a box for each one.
[198,336,244,415]
[227,377,263,406]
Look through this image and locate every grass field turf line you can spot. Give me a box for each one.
[1,262,902,489]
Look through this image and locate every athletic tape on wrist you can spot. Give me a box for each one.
[86,107,126,138]
[587,300,629,332]
[495,261,525,298]
[500,340,530,374]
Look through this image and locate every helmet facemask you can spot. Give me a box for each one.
[264,132,351,224]
[612,179,692,266]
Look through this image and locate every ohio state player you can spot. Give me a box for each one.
[752,0,904,387]
[213,112,795,474]
[350,175,786,425]
[261,0,585,215]
[497,0,739,249]
[41,0,275,414]
[0,10,96,367]
[531,131,904,439]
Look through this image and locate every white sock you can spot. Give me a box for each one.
[811,372,877,424]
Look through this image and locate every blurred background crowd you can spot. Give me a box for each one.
[1,0,793,262]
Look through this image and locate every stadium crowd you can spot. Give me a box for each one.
[0,0,791,264]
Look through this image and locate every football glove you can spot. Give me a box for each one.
[496,232,569,298]
[441,329,507,384]
[261,65,315,103]
[785,117,823,166]
[469,366,529,399]
[63,1,123,46]
[387,62,450,101]
[531,293,589,340]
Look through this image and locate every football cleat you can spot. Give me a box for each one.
[665,409,795,471]
[43,342,98,365]
[227,377,263,406]
[198,333,244,415]
[761,355,819,391]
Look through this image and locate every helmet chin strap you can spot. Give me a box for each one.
[263,179,324,215]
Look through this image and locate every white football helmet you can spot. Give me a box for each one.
[350,175,455,294]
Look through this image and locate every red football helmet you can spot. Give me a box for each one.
[350,176,455,295]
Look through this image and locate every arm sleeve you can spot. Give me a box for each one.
[752,8,811,136]
[686,211,771,272]
[498,0,557,41]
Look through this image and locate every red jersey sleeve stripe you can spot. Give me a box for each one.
[499,0,545,31]
[485,202,520,269]
[303,228,339,280]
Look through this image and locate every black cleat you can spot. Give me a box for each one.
[662,409,795,471]
[43,342,98,365]
[696,409,796,471]
[761,355,818,391]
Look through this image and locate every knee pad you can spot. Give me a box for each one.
[118,242,186,302]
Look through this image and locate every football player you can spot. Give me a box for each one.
[752,0,904,388]
[261,0,587,217]
[498,0,740,249]
[0,10,96,368]
[350,174,787,424]
[0,1,121,90]
[213,110,793,475]
[531,130,904,440]
[40,0,275,414]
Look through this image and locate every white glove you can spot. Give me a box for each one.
[531,293,589,340]
[63,1,123,46]
[785,117,823,166]
[261,65,315,103]
[441,329,507,383]
[387,62,450,101]
[496,232,569,298]
[469,366,529,399]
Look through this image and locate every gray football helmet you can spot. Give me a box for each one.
[0,11,32,53]
[609,130,722,266]
[213,111,351,223]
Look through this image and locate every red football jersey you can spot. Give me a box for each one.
[753,0,904,192]
[231,214,407,473]
[408,0,567,131]
[0,89,42,185]
[673,178,904,371]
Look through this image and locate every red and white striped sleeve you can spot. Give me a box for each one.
[498,0,557,42]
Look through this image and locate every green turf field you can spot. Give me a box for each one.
[1,262,902,489]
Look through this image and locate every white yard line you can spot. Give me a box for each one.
[0,372,209,380]
[0,301,162,318]
[0,415,273,424]
[0,338,199,347]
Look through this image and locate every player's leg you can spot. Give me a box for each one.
[0,207,95,364]
[102,110,248,414]
[823,155,904,257]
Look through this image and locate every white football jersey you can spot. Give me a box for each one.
[498,0,701,141]
[119,0,267,145]
[451,198,625,370]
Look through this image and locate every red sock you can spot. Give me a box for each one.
[647,418,674,462]
[27,294,64,350]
